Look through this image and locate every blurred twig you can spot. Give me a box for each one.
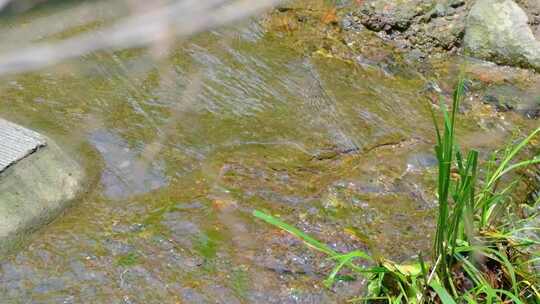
[0,0,282,76]
[0,0,11,11]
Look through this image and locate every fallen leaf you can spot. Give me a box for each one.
[321,8,337,24]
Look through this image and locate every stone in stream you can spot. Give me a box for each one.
[0,119,84,256]
[464,0,540,71]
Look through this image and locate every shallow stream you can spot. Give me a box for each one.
[0,1,537,303]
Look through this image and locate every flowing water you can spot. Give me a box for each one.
[0,1,537,303]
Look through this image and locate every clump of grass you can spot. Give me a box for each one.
[254,80,540,303]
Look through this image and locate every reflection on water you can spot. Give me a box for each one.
[88,130,168,199]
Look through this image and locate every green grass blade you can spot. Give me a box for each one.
[485,127,539,189]
[324,255,354,288]
[476,127,539,228]
[253,210,336,256]
[429,281,457,304]
[463,293,479,304]
[325,251,374,287]
[494,289,526,304]
[253,210,373,276]
[498,157,540,178]
[428,99,442,146]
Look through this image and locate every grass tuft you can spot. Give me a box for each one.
[253,80,540,303]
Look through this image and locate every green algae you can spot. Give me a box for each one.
[195,229,222,262]
[230,265,250,299]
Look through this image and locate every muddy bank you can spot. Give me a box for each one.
[345,0,469,55]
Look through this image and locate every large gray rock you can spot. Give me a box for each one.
[0,119,84,256]
[464,0,540,71]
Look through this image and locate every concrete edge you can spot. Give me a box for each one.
[0,136,85,256]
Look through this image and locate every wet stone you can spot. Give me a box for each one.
[406,152,438,171]
[162,212,199,232]
[79,286,98,300]
[151,235,175,251]
[174,201,205,210]
[34,249,52,264]
[1,262,33,281]
[102,239,134,256]
[33,277,66,294]
[483,95,514,112]
[165,250,204,269]
[69,260,107,283]
[111,222,145,234]
[206,284,242,304]
[481,84,540,118]
[341,13,366,32]
[251,190,308,206]
[342,179,390,195]
[180,287,208,303]
[254,235,323,276]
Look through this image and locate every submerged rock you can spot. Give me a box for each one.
[464,0,540,71]
[88,130,168,200]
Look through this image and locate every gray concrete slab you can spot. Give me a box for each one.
[0,119,84,256]
[0,119,46,172]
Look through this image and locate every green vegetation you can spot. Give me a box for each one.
[116,252,139,267]
[254,80,540,303]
